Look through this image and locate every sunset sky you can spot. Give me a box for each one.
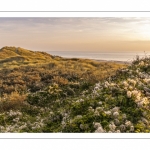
[0,17,150,52]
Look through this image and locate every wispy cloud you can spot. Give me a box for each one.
[0,17,150,52]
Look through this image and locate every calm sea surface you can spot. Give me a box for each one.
[47,51,150,62]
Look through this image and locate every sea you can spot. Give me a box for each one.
[47,51,150,62]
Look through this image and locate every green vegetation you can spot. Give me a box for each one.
[0,46,149,133]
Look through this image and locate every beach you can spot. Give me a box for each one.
[47,51,149,63]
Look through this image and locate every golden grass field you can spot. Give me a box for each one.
[1,46,149,133]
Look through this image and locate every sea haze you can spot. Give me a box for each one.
[47,51,150,62]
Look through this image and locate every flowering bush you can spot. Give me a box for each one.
[0,48,150,132]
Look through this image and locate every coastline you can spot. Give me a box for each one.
[48,52,134,65]
[92,59,131,64]
[61,56,131,65]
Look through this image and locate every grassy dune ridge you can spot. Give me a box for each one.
[0,46,149,133]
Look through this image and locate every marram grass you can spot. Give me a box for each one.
[0,47,149,133]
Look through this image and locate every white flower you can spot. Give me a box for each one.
[92,90,99,96]
[136,95,141,102]
[80,99,84,102]
[19,123,27,130]
[127,91,132,98]
[139,61,144,66]
[50,112,54,115]
[69,119,73,123]
[104,111,111,116]
[120,124,126,132]
[9,110,15,116]
[116,130,121,133]
[136,69,139,73]
[76,115,82,119]
[142,97,149,105]
[141,117,149,125]
[17,111,22,116]
[94,87,99,90]
[80,124,88,130]
[32,127,36,130]
[94,110,100,116]
[80,124,84,130]
[111,107,119,113]
[129,86,133,90]
[98,101,102,105]
[142,111,147,117]
[40,108,44,112]
[39,122,44,127]
[0,126,4,130]
[132,90,139,97]
[130,126,134,132]
[143,79,150,83]
[124,87,128,90]
[95,107,103,112]
[62,117,67,122]
[13,118,19,122]
[127,79,137,86]
[110,83,116,87]
[123,81,129,87]
[114,119,120,126]
[104,81,109,88]
[95,83,101,88]
[95,126,105,133]
[105,81,109,86]
[122,114,127,119]
[93,122,101,129]
[88,107,94,112]
[125,121,132,127]
[76,100,80,103]
[113,112,119,118]
[137,101,143,108]
[36,124,40,129]
[109,122,116,131]
[64,113,68,117]
[137,97,149,108]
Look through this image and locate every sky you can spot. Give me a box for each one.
[0,17,150,52]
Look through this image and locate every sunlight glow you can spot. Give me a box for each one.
[0,17,150,52]
[139,24,150,40]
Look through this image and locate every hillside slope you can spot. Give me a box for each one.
[0,46,139,133]
[0,46,56,69]
[0,46,53,60]
[0,46,125,95]
[20,57,149,133]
